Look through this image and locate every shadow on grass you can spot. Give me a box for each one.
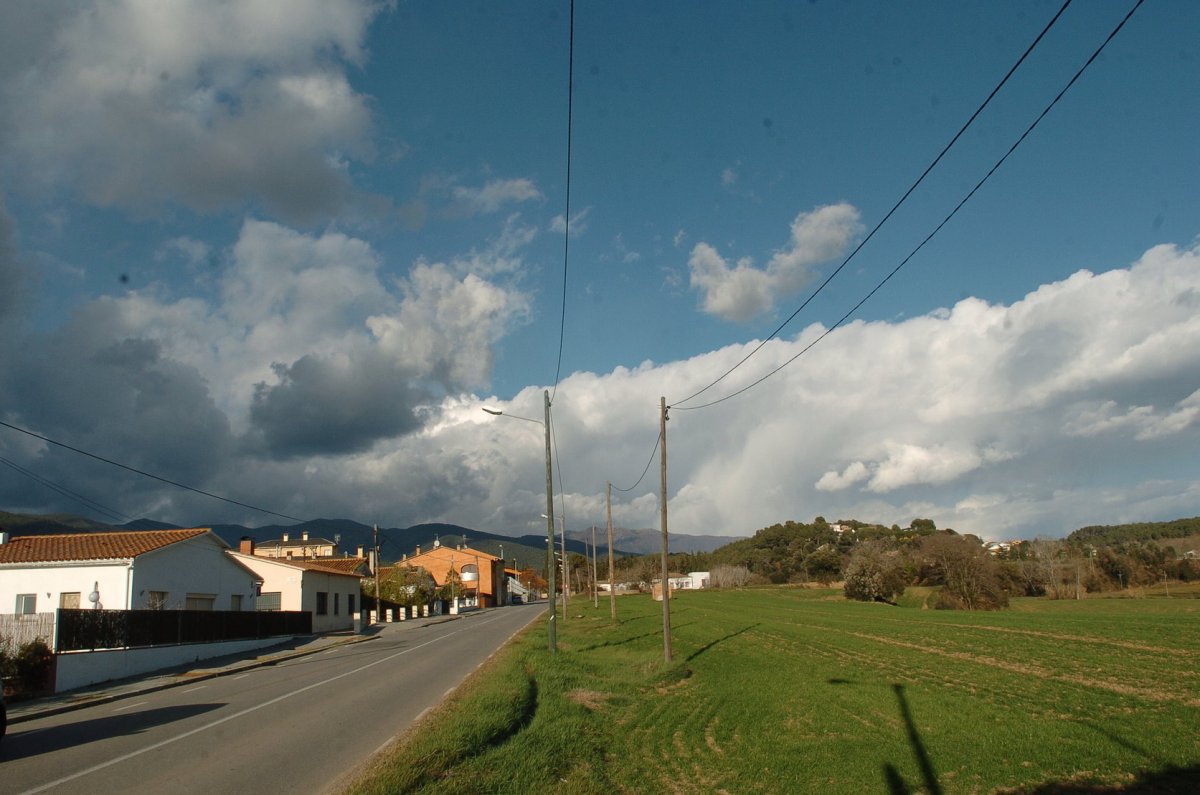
[1078,720,1162,765]
[685,623,759,662]
[998,765,1200,794]
[578,621,695,651]
[883,683,942,795]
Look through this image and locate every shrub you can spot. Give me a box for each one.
[1,637,54,695]
[843,543,906,603]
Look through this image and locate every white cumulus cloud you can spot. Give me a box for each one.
[689,203,862,321]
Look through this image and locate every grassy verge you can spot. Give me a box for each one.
[345,588,1200,793]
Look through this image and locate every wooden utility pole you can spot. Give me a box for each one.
[659,396,672,662]
[607,481,617,621]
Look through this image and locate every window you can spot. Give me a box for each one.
[231,594,243,611]
[257,592,282,611]
[60,592,81,609]
[16,593,36,614]
[316,592,328,615]
[348,594,356,617]
[334,592,340,615]
[147,591,168,609]
[185,593,216,611]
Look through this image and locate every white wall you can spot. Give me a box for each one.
[228,553,359,633]
[297,570,359,633]
[54,636,290,693]
[0,562,132,613]
[132,536,259,610]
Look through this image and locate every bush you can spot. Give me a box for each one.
[0,637,54,695]
[843,543,906,603]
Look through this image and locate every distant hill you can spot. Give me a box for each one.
[0,511,119,535]
[566,526,744,555]
[1067,517,1200,546]
[0,511,629,567]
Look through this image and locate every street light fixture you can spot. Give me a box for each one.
[482,390,557,654]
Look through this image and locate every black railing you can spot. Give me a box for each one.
[56,608,312,652]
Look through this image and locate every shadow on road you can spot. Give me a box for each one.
[2,703,224,762]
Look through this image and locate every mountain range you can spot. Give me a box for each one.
[0,511,743,567]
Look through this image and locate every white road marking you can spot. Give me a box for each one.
[18,614,513,795]
[179,686,207,694]
[111,701,147,713]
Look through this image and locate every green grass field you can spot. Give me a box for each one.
[346,588,1200,794]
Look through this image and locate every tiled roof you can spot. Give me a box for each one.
[291,557,369,576]
[0,529,213,564]
[232,553,366,579]
[408,545,499,562]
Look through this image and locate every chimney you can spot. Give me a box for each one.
[239,537,255,554]
[282,532,290,542]
[357,544,364,558]
[0,530,9,545]
[416,545,421,555]
[302,530,310,541]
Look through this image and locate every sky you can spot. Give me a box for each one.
[0,0,1197,543]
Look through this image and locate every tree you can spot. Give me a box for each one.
[843,542,907,603]
[919,533,1009,610]
[710,564,751,589]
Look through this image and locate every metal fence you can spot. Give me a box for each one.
[55,608,312,652]
[0,612,57,649]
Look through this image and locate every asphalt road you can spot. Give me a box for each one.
[0,604,543,795]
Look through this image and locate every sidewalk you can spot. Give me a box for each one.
[6,613,464,725]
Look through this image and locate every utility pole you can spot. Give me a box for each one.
[561,515,569,617]
[659,396,672,662]
[543,389,557,653]
[607,481,616,621]
[373,523,381,625]
[591,524,599,608]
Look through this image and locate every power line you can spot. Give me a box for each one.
[672,0,1075,409]
[0,455,129,524]
[0,419,306,523]
[674,0,1145,412]
[611,433,660,494]
[551,0,576,401]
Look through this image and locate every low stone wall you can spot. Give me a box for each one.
[54,636,290,693]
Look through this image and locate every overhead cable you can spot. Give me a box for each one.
[674,0,1144,412]
[0,419,307,523]
[0,455,129,524]
[671,0,1075,408]
[551,0,576,401]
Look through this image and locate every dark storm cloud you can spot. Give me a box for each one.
[247,352,427,458]
[1,302,235,515]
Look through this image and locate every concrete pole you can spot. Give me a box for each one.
[660,396,672,662]
[543,389,557,653]
[607,481,617,621]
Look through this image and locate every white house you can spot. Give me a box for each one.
[0,528,260,616]
[228,548,364,633]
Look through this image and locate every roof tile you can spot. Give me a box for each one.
[0,529,212,564]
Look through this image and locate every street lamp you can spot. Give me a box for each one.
[483,390,557,654]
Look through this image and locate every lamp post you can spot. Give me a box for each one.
[483,389,557,654]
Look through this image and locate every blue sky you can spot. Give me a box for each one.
[1,1,1197,542]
